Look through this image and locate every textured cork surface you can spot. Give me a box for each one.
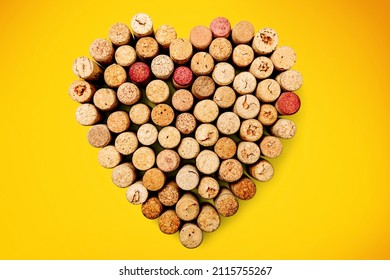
[230,176,256,200]
[218,159,243,183]
[197,203,220,232]
[197,177,220,199]
[179,223,203,249]
[214,137,237,159]
[143,168,166,191]
[142,197,163,220]
[112,163,137,188]
[156,149,181,172]
[158,181,180,207]
[159,210,181,234]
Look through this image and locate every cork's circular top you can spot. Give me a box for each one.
[115,131,138,155]
[209,37,233,62]
[175,113,197,135]
[137,123,158,146]
[252,27,279,55]
[89,38,114,65]
[258,104,278,126]
[155,24,177,48]
[231,21,255,44]
[271,119,296,139]
[135,37,159,60]
[107,110,130,133]
[132,146,155,171]
[190,52,215,76]
[72,56,102,81]
[212,62,235,86]
[93,88,118,111]
[115,45,137,67]
[249,56,274,79]
[196,150,220,175]
[172,66,193,88]
[98,145,121,169]
[108,22,131,46]
[130,13,153,38]
[193,99,219,123]
[275,92,301,115]
[239,119,263,142]
[158,181,180,207]
[190,25,213,50]
[233,71,257,95]
[218,159,243,183]
[75,104,100,126]
[216,112,241,135]
[169,38,193,64]
[68,80,95,103]
[146,79,170,104]
[256,79,281,103]
[176,165,200,190]
[237,141,261,164]
[143,168,166,191]
[260,135,283,159]
[158,126,181,148]
[172,89,194,112]
[197,177,220,199]
[156,149,181,173]
[278,70,303,91]
[232,44,254,68]
[249,159,274,182]
[117,82,141,106]
[87,124,111,148]
[213,86,236,108]
[111,162,136,188]
[151,55,174,80]
[142,197,163,220]
[197,203,220,232]
[195,124,219,147]
[234,94,260,119]
[177,137,200,159]
[191,76,215,99]
[270,46,296,71]
[104,64,127,88]
[151,104,175,127]
[129,103,150,125]
[214,188,239,217]
[175,192,200,221]
[126,181,149,204]
[230,176,256,200]
[129,62,151,85]
[214,137,237,159]
[179,223,203,249]
[210,17,231,38]
[159,210,181,234]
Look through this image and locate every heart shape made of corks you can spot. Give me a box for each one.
[69,13,302,249]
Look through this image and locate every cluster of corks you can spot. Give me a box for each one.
[69,13,302,249]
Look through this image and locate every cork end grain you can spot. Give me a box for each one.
[158,181,180,207]
[230,176,256,200]
[127,181,149,205]
[142,197,163,219]
[159,209,181,234]
[197,203,220,232]
[179,223,203,249]
[214,188,239,217]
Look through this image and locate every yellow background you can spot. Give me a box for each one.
[1,0,389,259]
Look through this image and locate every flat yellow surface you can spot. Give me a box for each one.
[1,0,389,259]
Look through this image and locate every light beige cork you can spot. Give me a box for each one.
[249,56,274,79]
[93,88,118,111]
[212,62,235,86]
[196,150,220,175]
[98,145,122,169]
[156,149,181,172]
[87,124,111,148]
[213,86,236,108]
[159,209,181,234]
[239,119,263,142]
[175,192,200,221]
[256,79,281,103]
[197,176,220,199]
[176,165,200,191]
[158,126,181,149]
[237,141,261,164]
[172,89,194,112]
[115,45,137,67]
[189,25,213,50]
[249,159,274,182]
[258,104,278,126]
[146,79,170,104]
[270,119,296,139]
[216,112,241,135]
[191,76,215,99]
[252,27,279,55]
[275,69,303,91]
[179,223,203,249]
[108,22,131,46]
[230,176,256,200]
[209,38,232,62]
[104,64,127,88]
[143,167,166,191]
[193,99,219,123]
[177,137,200,160]
[114,131,138,155]
[234,94,260,119]
[126,181,149,205]
[218,159,243,183]
[151,55,174,80]
[195,124,219,147]
[158,181,180,207]
[155,24,177,49]
[232,44,254,68]
[231,21,255,45]
[260,135,283,158]
[75,104,101,126]
[190,52,214,76]
[72,56,102,81]
[107,111,130,133]
[175,113,197,135]
[233,71,257,95]
[132,147,155,171]
[135,37,159,61]
[111,162,137,188]
[151,104,175,127]
[137,123,158,146]
[169,38,193,65]
[129,103,150,125]
[214,137,237,159]
[142,197,163,220]
[214,188,239,217]
[130,13,153,38]
[89,38,114,65]
[68,80,96,103]
[197,203,220,232]
[270,46,296,71]
[117,82,141,106]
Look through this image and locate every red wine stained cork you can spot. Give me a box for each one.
[258,104,278,126]
[111,162,137,188]
[135,37,159,61]
[260,135,283,158]
[132,146,155,171]
[89,38,114,65]
[68,80,96,103]
[172,66,193,89]
[87,124,112,148]
[175,113,197,135]
[252,27,279,55]
[114,131,138,155]
[189,25,213,50]
[172,89,194,111]
[230,176,256,200]
[129,62,152,86]
[146,79,170,104]
[98,145,122,168]
[275,92,301,115]
[196,150,220,175]
[249,159,274,182]
[232,44,254,68]
[210,17,231,38]
[190,52,214,76]
[169,38,193,65]
[156,149,181,172]
[249,56,274,80]
[271,119,296,139]
[129,103,150,125]
[142,197,163,219]
[151,55,174,80]
[117,82,141,106]
[115,45,137,67]
[256,79,281,103]
[197,203,220,232]
[175,192,200,221]
[191,76,215,99]
[239,119,263,142]
[143,167,166,191]
[212,62,235,86]
[179,223,203,249]
[177,137,200,159]
[104,64,127,88]
[126,181,149,205]
[93,88,118,111]
[218,159,243,183]
[237,141,261,164]
[276,70,303,91]
[233,71,257,94]
[158,126,181,148]
[214,137,237,159]
[107,111,130,133]
[231,21,255,45]
[209,38,232,62]
[72,56,102,81]
[197,177,220,199]
[234,94,260,119]
[176,165,200,191]
[158,181,180,207]
[155,24,177,49]
[216,112,241,135]
[108,22,131,46]
[137,123,158,146]
[193,99,219,123]
[75,104,101,126]
[151,104,175,127]
[214,188,239,217]
[270,46,296,71]
[159,209,181,234]
[195,124,219,147]
[213,86,236,108]
[130,13,153,38]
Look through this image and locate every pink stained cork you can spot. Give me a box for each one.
[275,92,301,115]
[210,17,231,38]
[129,62,151,86]
[172,66,193,89]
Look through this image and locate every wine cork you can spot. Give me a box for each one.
[260,135,283,159]
[233,71,257,95]
[210,17,231,38]
[179,223,203,249]
[197,176,220,199]
[252,27,279,55]
[256,79,281,103]
[151,104,175,127]
[142,197,163,220]
[155,24,177,49]
[175,113,197,135]
[249,159,274,182]
[230,176,256,200]
[87,124,112,148]
[214,188,239,217]
[68,80,96,103]
[218,159,243,183]
[232,44,254,68]
[196,150,220,175]
[212,62,235,86]
[175,192,200,221]
[126,181,149,205]
[108,22,131,46]
[176,165,199,191]
[130,13,153,38]
[129,62,152,86]
[190,52,214,76]
[177,137,200,160]
[158,126,181,148]
[276,70,303,91]
[137,123,158,146]
[107,111,130,133]
[213,86,236,108]
[156,149,181,172]
[270,119,296,139]
[98,145,122,168]
[209,38,232,62]
[195,124,219,147]
[93,88,118,111]
[275,92,301,115]
[146,79,170,104]
[104,64,127,88]
[159,209,181,234]
[216,112,241,135]
[249,56,274,79]
[129,103,150,125]
[111,162,137,188]
[172,89,194,111]
[193,99,219,123]
[115,45,137,67]
[89,38,114,65]
[258,104,278,126]
[169,38,193,65]
[158,181,180,207]
[143,167,166,191]
[239,119,263,142]
[234,94,260,119]
[72,56,102,81]
[151,55,174,80]
[270,46,296,71]
[132,147,155,171]
[114,131,138,155]
[197,203,220,232]
[237,141,261,164]
[189,25,213,50]
[231,21,255,45]
[75,104,101,126]
[135,37,159,61]
[214,137,237,159]
[117,82,141,106]
[172,66,193,89]
[191,76,215,99]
